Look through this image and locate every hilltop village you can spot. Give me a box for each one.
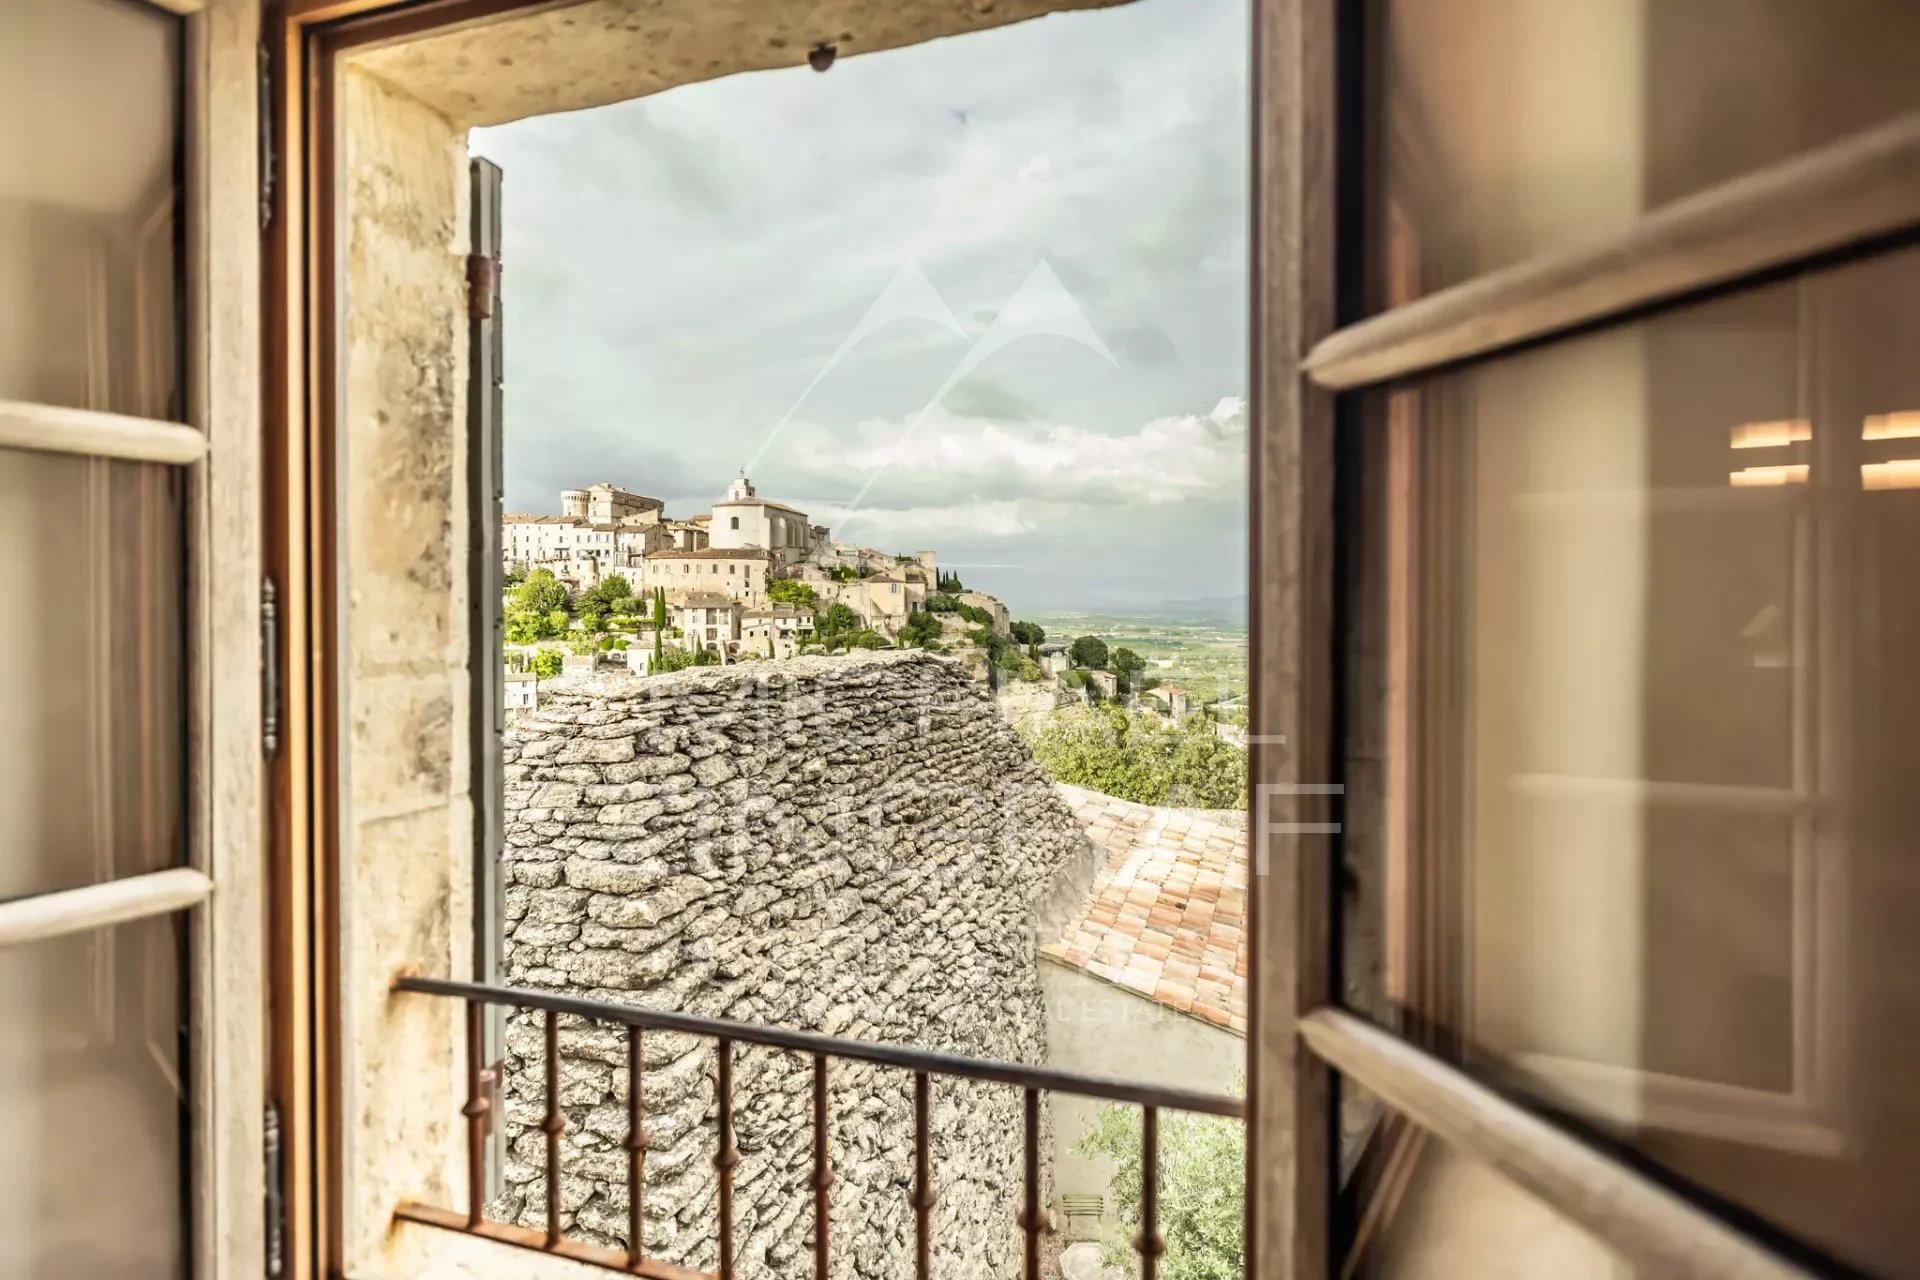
[502,476,1019,672]
[501,477,1245,804]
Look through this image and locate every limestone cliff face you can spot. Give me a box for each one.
[496,651,1098,1278]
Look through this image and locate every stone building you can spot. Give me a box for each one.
[955,592,1011,638]
[740,603,813,659]
[674,591,739,656]
[707,474,824,566]
[562,482,665,525]
[496,654,1104,1278]
[646,547,776,606]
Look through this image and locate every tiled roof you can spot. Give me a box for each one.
[1040,783,1249,1035]
[645,547,774,561]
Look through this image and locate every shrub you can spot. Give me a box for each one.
[1025,705,1246,808]
[1074,1088,1244,1280]
[652,647,697,674]
[530,648,564,679]
[899,611,944,649]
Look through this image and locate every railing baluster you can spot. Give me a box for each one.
[625,1025,648,1272]
[542,1008,566,1248]
[811,1054,832,1279]
[1135,1106,1166,1280]
[714,1036,740,1280]
[910,1071,935,1280]
[461,1000,489,1228]
[1019,1086,1042,1280]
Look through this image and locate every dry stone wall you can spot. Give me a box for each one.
[496,651,1098,1278]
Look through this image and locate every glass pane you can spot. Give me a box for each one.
[0,0,182,419]
[0,451,185,900]
[1344,243,1920,1275]
[1364,0,1920,310]
[1342,1108,1634,1279]
[0,911,186,1277]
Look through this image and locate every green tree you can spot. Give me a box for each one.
[847,629,885,650]
[1111,646,1147,692]
[652,587,669,631]
[504,609,551,645]
[1009,620,1046,646]
[530,648,564,679]
[578,576,636,618]
[814,602,861,644]
[925,594,959,613]
[513,568,571,617]
[580,608,607,634]
[1068,634,1110,670]
[1075,1088,1244,1280]
[767,578,818,608]
[503,564,528,587]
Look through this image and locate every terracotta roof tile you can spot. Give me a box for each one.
[1042,783,1250,1035]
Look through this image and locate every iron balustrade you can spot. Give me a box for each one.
[392,975,1245,1279]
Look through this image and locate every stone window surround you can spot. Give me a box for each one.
[326,3,1132,1276]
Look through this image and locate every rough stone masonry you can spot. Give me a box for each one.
[496,651,1101,1278]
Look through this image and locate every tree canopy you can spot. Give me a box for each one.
[813,602,862,645]
[1025,705,1246,809]
[1009,620,1046,646]
[576,575,637,618]
[1067,634,1110,670]
[767,578,818,608]
[898,610,944,649]
[1076,1087,1243,1279]
[513,568,571,617]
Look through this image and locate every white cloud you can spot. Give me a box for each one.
[784,397,1246,507]
[472,0,1249,610]
[810,499,1038,545]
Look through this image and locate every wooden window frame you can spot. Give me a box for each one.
[0,0,266,1273]
[1280,1,1920,1273]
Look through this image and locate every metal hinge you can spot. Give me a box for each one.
[258,42,276,232]
[466,253,498,319]
[262,576,281,758]
[264,1100,286,1279]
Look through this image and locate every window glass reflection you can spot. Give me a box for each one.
[1345,243,1920,1276]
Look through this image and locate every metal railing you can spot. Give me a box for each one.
[392,975,1245,1280]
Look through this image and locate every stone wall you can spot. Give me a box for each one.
[496,651,1100,1278]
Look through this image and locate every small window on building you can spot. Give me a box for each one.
[729,564,736,574]
[730,516,740,530]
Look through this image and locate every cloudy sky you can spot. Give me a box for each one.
[472,0,1248,618]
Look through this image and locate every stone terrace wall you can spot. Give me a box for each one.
[496,652,1099,1279]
